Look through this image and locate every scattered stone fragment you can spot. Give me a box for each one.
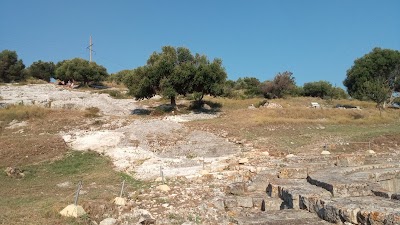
[56,181,71,188]
[238,158,249,164]
[4,167,24,178]
[286,154,295,158]
[366,149,376,154]
[200,170,210,175]
[321,150,331,155]
[156,184,171,192]
[99,218,117,225]
[262,151,270,156]
[278,167,308,179]
[113,197,126,206]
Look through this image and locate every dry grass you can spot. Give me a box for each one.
[188,96,400,155]
[0,105,48,128]
[17,77,49,85]
[84,107,100,118]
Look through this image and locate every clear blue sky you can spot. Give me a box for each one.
[1,1,399,88]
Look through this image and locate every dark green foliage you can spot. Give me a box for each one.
[362,77,391,109]
[344,47,400,101]
[109,69,133,84]
[0,50,26,83]
[124,46,227,105]
[234,77,262,97]
[331,87,348,99]
[27,60,55,82]
[303,81,333,98]
[55,58,108,85]
[260,71,296,98]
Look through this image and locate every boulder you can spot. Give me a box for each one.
[114,197,126,206]
[60,204,86,218]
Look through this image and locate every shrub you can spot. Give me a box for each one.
[84,107,100,117]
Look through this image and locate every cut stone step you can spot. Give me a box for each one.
[266,178,332,210]
[233,209,331,225]
[312,196,400,225]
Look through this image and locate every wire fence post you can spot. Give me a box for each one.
[160,166,165,184]
[202,156,205,170]
[119,180,125,198]
[74,181,82,206]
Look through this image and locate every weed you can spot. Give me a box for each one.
[118,172,148,189]
[186,152,197,159]
[92,120,103,126]
[84,107,100,117]
[188,214,202,224]
[168,213,185,224]
[17,77,48,85]
[255,99,268,108]
[99,89,130,99]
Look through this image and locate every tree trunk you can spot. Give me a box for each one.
[170,96,176,107]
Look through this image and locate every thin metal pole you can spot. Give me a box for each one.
[160,166,165,184]
[74,181,82,205]
[119,180,125,198]
[89,35,92,62]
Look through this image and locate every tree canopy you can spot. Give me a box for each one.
[124,46,227,105]
[0,50,26,83]
[260,71,296,99]
[27,60,55,82]
[344,47,400,103]
[55,58,108,85]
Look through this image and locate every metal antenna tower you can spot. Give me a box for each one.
[87,35,93,62]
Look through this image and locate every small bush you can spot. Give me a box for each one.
[255,99,268,108]
[351,111,365,120]
[84,107,100,117]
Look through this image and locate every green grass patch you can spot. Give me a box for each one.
[98,89,130,99]
[0,151,148,225]
[49,151,104,176]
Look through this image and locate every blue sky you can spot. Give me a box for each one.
[1,1,399,88]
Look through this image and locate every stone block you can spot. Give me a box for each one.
[224,197,237,208]
[237,196,253,208]
[278,167,308,179]
[226,182,247,195]
[252,196,264,208]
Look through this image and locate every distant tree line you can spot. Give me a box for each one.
[0,50,109,85]
[2,46,399,109]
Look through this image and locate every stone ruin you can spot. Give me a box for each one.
[224,153,400,225]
